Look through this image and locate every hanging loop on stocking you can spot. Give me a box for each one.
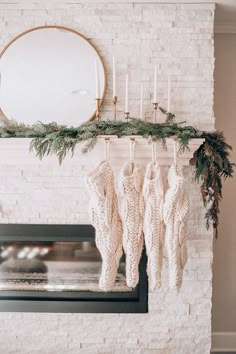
[129,138,136,162]
[152,141,158,164]
[173,140,178,166]
[104,138,110,162]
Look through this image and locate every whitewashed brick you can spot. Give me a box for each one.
[0,2,215,354]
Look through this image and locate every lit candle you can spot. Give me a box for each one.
[125,74,129,112]
[153,65,157,103]
[140,84,143,119]
[112,57,116,98]
[167,74,171,112]
[95,60,100,99]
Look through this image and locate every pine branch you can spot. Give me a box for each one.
[193,131,235,236]
[0,118,234,237]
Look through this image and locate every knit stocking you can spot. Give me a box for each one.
[163,165,189,289]
[143,162,165,290]
[118,161,144,288]
[85,160,123,291]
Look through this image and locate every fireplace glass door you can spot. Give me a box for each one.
[0,224,148,313]
[0,241,129,293]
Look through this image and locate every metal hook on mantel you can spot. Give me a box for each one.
[152,141,158,164]
[104,138,110,162]
[173,139,179,166]
[129,137,136,162]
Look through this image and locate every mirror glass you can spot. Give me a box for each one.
[0,26,106,126]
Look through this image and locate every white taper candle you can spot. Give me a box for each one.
[167,74,171,112]
[112,57,116,98]
[140,84,144,119]
[153,65,157,103]
[95,60,100,99]
[125,74,129,112]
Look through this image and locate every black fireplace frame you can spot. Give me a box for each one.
[0,224,148,313]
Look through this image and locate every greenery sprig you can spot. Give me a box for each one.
[0,115,234,237]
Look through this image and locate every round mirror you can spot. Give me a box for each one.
[0,26,106,126]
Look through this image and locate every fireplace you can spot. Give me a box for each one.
[0,224,148,313]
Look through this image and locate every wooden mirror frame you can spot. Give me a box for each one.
[0,25,107,125]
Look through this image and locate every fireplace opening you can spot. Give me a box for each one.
[0,224,148,313]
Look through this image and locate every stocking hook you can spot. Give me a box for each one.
[129,138,136,162]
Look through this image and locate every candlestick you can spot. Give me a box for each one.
[95,98,101,120]
[153,65,157,103]
[124,111,130,121]
[140,84,144,119]
[95,60,100,99]
[125,74,129,113]
[152,102,158,123]
[112,57,116,98]
[113,95,118,121]
[167,74,171,112]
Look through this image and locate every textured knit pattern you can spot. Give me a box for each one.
[143,162,165,290]
[163,165,189,289]
[86,160,123,291]
[118,161,144,288]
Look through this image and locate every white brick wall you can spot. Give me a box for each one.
[0,2,215,353]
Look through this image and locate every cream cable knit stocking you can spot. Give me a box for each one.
[86,160,123,291]
[163,165,189,289]
[118,161,144,288]
[143,162,165,290]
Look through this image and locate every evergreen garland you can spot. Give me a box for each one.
[0,115,234,237]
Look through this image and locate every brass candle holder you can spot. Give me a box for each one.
[95,98,101,120]
[152,102,159,123]
[113,96,118,121]
[124,112,130,121]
